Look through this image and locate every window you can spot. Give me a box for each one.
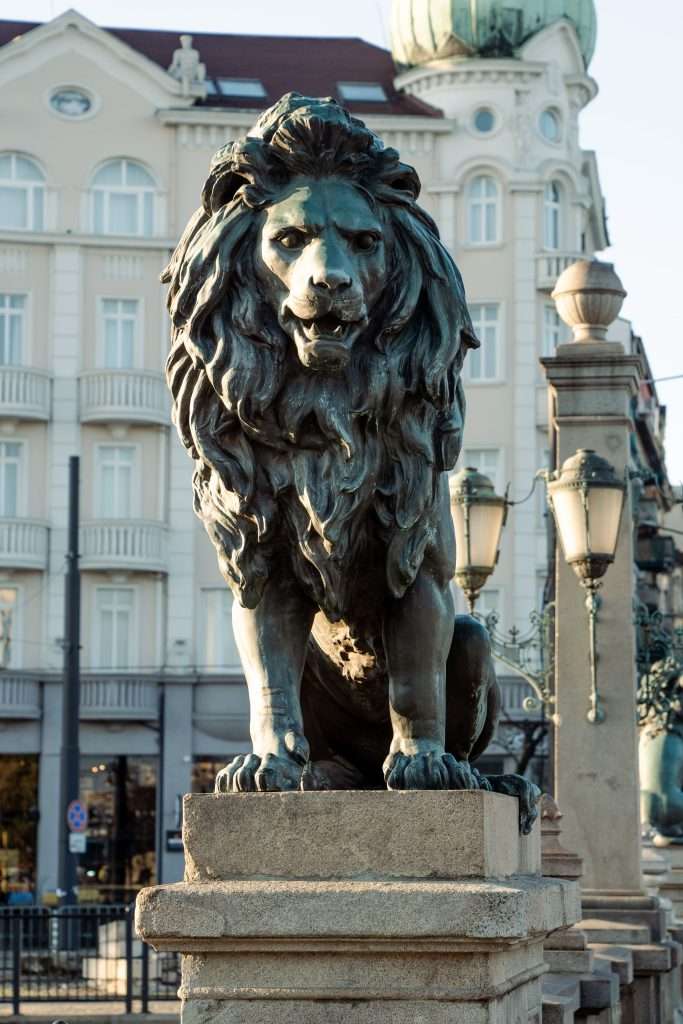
[544,181,562,250]
[539,109,561,143]
[0,442,22,517]
[91,160,156,237]
[462,448,502,493]
[0,294,25,365]
[95,587,134,669]
[338,82,387,102]
[96,446,135,519]
[201,589,241,671]
[100,298,138,368]
[473,108,495,133]
[542,304,565,357]
[466,303,500,380]
[0,587,17,669]
[0,154,45,231]
[467,175,499,245]
[216,78,266,98]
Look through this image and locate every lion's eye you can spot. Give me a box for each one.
[278,230,306,250]
[353,232,378,252]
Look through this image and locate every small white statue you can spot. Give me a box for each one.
[168,34,206,97]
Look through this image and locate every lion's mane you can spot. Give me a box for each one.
[163,93,477,620]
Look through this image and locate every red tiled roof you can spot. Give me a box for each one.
[0,19,443,119]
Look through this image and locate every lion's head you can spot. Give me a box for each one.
[163,94,477,616]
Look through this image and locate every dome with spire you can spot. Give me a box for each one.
[391,0,597,69]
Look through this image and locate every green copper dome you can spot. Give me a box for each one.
[391,0,597,68]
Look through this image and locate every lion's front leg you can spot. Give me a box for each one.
[215,573,316,793]
[382,563,478,792]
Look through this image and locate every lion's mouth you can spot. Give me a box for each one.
[298,312,360,342]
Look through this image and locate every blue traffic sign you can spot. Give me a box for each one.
[66,799,88,833]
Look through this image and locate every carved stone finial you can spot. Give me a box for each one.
[551,259,626,342]
[541,794,584,880]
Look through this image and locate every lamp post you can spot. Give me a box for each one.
[449,467,507,613]
[547,449,626,722]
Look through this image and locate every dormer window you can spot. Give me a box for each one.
[338,83,387,102]
[216,79,266,98]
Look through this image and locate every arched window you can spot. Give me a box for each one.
[0,154,45,231]
[544,181,562,250]
[91,159,157,236]
[467,174,499,245]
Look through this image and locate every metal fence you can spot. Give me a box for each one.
[0,904,179,1013]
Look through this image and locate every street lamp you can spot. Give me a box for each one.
[546,448,627,723]
[449,467,507,613]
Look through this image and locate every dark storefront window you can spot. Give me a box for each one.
[79,756,157,903]
[0,755,38,904]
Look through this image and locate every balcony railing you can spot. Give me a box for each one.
[80,520,167,573]
[80,675,159,720]
[0,367,51,420]
[79,370,170,425]
[0,518,49,570]
[536,252,583,292]
[0,674,41,719]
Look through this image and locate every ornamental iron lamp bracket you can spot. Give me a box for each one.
[479,604,557,723]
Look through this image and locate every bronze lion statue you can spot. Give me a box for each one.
[163,93,539,831]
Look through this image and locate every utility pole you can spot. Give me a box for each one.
[58,456,81,903]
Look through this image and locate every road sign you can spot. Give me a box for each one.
[68,832,86,854]
[66,799,88,833]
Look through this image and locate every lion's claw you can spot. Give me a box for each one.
[383,751,481,791]
[215,752,303,793]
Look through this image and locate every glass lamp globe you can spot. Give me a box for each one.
[547,448,625,585]
[449,467,507,613]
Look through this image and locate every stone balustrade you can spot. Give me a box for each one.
[78,369,170,425]
[0,517,49,570]
[536,251,584,292]
[0,366,51,420]
[80,519,167,572]
[80,674,159,720]
[0,674,42,718]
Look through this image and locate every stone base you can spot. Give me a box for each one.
[137,791,578,1023]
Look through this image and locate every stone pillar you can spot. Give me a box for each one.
[542,260,643,893]
[137,791,579,1023]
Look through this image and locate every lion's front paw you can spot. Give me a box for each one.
[383,751,479,791]
[215,752,304,793]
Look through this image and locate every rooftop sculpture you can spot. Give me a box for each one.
[162,93,539,830]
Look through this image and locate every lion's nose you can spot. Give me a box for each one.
[310,264,352,292]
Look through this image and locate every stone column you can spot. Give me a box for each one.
[137,791,578,1023]
[541,260,643,893]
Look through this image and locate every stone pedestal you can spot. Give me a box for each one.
[136,790,579,1023]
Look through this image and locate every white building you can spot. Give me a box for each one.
[0,0,612,899]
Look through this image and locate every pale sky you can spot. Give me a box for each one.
[7,0,683,483]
